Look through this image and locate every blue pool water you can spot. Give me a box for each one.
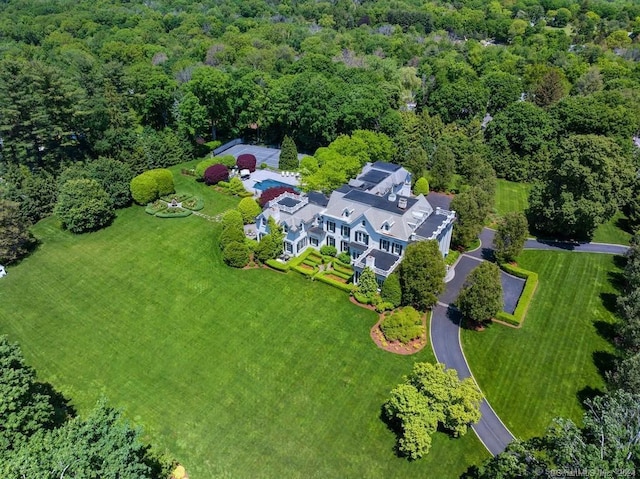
[253,179,300,192]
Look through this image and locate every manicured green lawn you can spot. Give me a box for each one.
[494,179,630,245]
[494,179,530,217]
[462,251,620,439]
[0,180,487,477]
[591,211,632,245]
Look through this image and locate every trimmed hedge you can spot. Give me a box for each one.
[495,263,539,327]
[445,250,460,266]
[291,264,316,277]
[332,262,354,276]
[288,248,314,267]
[145,201,167,215]
[155,208,192,218]
[315,273,355,293]
[266,259,289,272]
[181,197,204,211]
[329,269,351,281]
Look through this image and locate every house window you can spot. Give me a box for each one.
[341,225,350,237]
[352,250,361,260]
[326,221,336,233]
[341,241,349,252]
[380,239,390,251]
[310,237,319,247]
[392,243,403,255]
[282,224,288,234]
[326,236,335,247]
[355,231,369,245]
[361,220,366,226]
[285,242,293,253]
[297,238,308,252]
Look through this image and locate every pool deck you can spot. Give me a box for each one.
[242,170,301,195]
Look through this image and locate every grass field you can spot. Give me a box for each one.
[462,251,620,439]
[494,179,630,245]
[0,169,488,478]
[494,179,530,218]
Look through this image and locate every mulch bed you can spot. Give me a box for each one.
[349,297,428,355]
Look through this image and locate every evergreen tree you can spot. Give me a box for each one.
[381,273,402,307]
[55,179,115,234]
[430,145,455,192]
[357,267,378,302]
[279,135,299,170]
[0,200,34,265]
[398,241,446,310]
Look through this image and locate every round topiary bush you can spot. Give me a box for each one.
[146,169,175,196]
[238,197,262,224]
[236,153,257,173]
[217,154,237,168]
[204,164,229,185]
[130,174,159,205]
[223,241,250,268]
[413,177,430,196]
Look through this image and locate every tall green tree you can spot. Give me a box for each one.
[429,145,455,192]
[356,266,378,302]
[0,200,33,265]
[0,335,55,451]
[527,134,634,239]
[493,212,528,263]
[398,241,446,311]
[383,362,482,459]
[450,187,493,248]
[456,262,503,323]
[278,135,299,170]
[55,179,114,234]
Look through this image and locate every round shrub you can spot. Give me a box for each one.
[223,241,250,268]
[238,197,262,224]
[195,158,217,178]
[236,153,257,173]
[204,164,229,185]
[146,169,174,196]
[130,174,159,205]
[336,252,351,264]
[413,177,430,196]
[217,154,237,168]
[228,177,247,196]
[380,307,423,344]
[55,179,115,233]
[258,186,297,207]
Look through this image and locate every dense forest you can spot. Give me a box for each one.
[1,0,639,233]
[1,0,640,475]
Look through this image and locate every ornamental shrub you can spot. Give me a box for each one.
[380,307,423,344]
[236,153,257,172]
[279,135,299,170]
[130,174,159,205]
[228,177,247,196]
[357,266,379,302]
[413,177,430,196]
[238,197,261,224]
[223,241,250,268]
[381,273,402,307]
[320,245,337,257]
[221,209,244,230]
[146,169,174,196]
[55,179,115,233]
[204,164,229,185]
[195,158,217,178]
[336,251,351,264]
[258,186,297,207]
[217,154,237,168]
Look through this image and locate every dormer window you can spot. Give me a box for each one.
[342,208,354,218]
[282,224,288,233]
[382,223,390,232]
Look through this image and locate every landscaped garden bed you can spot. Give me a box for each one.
[145,193,203,218]
[370,307,428,355]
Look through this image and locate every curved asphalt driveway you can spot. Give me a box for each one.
[430,227,629,456]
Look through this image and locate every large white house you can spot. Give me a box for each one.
[255,162,455,284]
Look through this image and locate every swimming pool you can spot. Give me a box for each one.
[253,179,300,192]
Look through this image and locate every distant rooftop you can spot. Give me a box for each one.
[371,161,401,172]
[343,189,418,215]
[308,191,329,207]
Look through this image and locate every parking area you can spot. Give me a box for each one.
[216,144,305,170]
